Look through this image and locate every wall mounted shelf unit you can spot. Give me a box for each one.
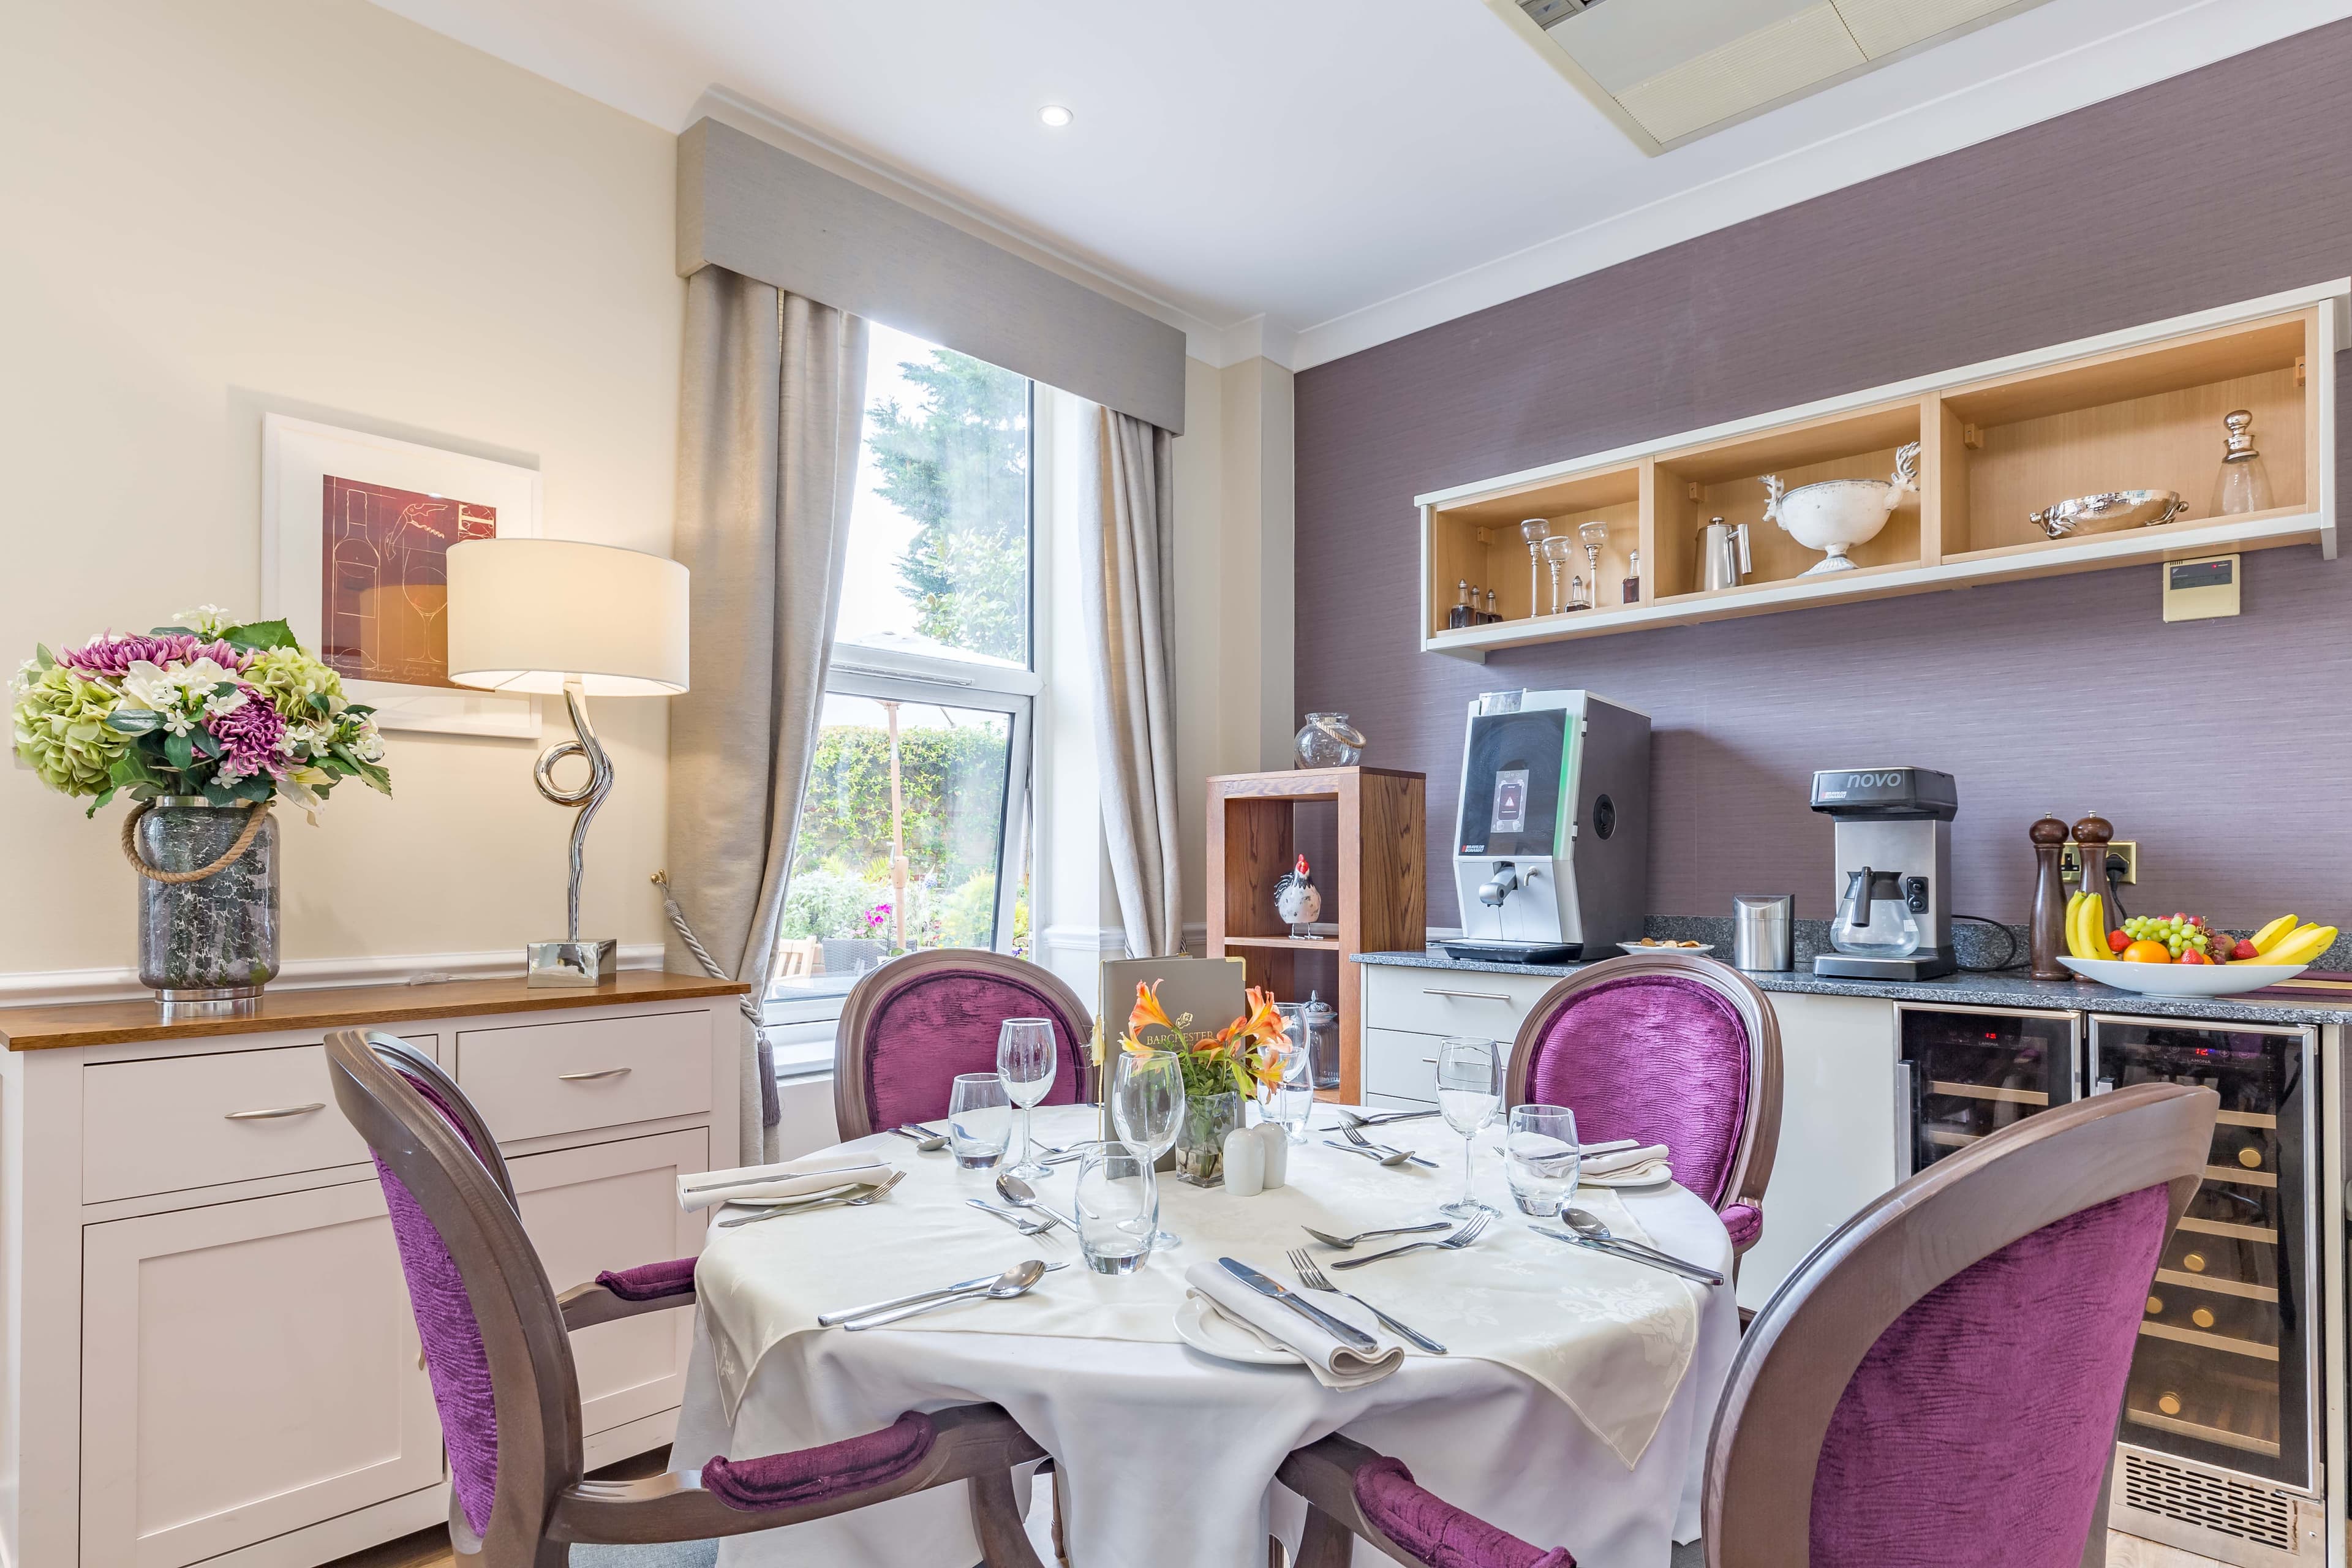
[1417,281,2344,660]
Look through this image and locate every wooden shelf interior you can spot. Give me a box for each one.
[1427,462,1641,632]
[1939,313,2315,559]
[1651,399,1926,598]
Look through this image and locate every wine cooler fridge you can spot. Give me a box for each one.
[2092,1015,2326,1567]
[1893,1003,2081,1178]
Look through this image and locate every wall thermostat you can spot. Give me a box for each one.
[2162,554,2240,623]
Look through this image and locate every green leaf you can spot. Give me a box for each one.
[85,786,116,818]
[148,625,195,638]
[164,732,194,772]
[203,783,236,805]
[235,775,274,802]
[307,692,331,713]
[222,619,296,653]
[34,644,55,669]
[106,709,163,734]
[189,727,222,759]
[344,703,375,717]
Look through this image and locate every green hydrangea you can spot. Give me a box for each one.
[243,646,346,722]
[12,665,125,796]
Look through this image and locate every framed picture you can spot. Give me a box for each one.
[262,413,543,738]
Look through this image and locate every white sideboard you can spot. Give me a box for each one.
[0,973,745,1568]
[1357,962,1899,1311]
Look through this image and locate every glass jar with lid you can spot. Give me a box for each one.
[1295,713,1365,768]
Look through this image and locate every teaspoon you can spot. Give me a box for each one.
[889,1124,949,1151]
[993,1170,1080,1232]
[841,1259,1050,1330]
[1558,1208,1722,1286]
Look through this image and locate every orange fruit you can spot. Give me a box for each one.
[2122,940,2173,964]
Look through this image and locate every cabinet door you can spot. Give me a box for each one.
[509,1129,708,1436]
[81,1182,442,1568]
[1737,993,1899,1313]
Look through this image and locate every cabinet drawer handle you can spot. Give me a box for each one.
[1421,1057,1438,1065]
[224,1102,325,1121]
[557,1067,633,1082]
[1421,988,1512,1002]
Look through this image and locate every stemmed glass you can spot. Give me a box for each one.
[1434,1037,1501,1219]
[1578,519,1610,606]
[997,1019,1058,1180]
[1518,518,1550,617]
[1540,537,1576,614]
[1110,1048,1186,1251]
[1265,1008,1316,1144]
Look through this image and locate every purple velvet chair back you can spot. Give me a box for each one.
[326,1028,587,1557]
[1705,1082,2219,1568]
[1507,954,1781,1238]
[834,949,1096,1139]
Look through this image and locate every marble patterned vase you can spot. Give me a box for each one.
[135,798,280,1008]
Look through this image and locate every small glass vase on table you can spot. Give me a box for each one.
[1435,1036,1502,1219]
[996,1018,1058,1180]
[1175,1090,1241,1186]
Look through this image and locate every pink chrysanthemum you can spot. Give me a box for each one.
[57,633,251,678]
[208,690,288,780]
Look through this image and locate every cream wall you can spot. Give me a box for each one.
[1,0,682,979]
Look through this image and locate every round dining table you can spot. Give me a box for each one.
[671,1104,1741,1568]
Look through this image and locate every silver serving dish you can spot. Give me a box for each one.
[2028,490,2187,538]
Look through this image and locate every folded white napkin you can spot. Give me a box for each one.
[677,1153,894,1213]
[1182,1261,1405,1390]
[1580,1142,1671,1186]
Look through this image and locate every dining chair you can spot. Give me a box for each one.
[1275,1080,2217,1568]
[324,1027,1049,1568]
[834,946,1095,1140]
[1506,952,1781,1260]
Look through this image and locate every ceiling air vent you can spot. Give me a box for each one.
[1490,0,2051,154]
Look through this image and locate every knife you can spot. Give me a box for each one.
[1532,1229,1722,1286]
[1218,1257,1381,1353]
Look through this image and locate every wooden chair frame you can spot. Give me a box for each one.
[326,1028,1048,1568]
[832,947,1096,1140]
[1506,952,1783,1245]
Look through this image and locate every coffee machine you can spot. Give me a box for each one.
[1809,766,1957,979]
[1444,690,1649,963]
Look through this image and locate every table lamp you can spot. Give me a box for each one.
[445,538,689,986]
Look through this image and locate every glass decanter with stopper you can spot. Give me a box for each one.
[2211,408,2274,516]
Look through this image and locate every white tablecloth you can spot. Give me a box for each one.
[671,1106,1741,1568]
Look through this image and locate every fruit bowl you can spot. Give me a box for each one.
[2057,956,2306,997]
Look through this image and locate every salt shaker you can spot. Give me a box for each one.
[1222,1126,1266,1196]
[1253,1121,1288,1189]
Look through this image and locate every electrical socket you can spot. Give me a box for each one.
[2060,839,2138,885]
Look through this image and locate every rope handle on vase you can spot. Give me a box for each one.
[119,800,271,884]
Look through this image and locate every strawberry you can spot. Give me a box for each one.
[2233,938,2259,960]
[2179,949,2211,966]
[2107,929,2130,953]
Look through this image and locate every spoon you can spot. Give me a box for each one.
[842,1260,1050,1330]
[1559,1208,1722,1286]
[994,1170,1081,1232]
[889,1124,949,1151]
[718,1170,907,1228]
[1322,1139,1413,1168]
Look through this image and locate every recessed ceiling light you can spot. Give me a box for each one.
[1037,104,1074,129]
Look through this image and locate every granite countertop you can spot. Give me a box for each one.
[1353,949,2352,1028]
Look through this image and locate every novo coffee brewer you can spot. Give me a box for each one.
[1444,690,1649,963]
[1810,766,1958,980]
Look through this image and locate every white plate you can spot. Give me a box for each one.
[2057,956,2307,998]
[1620,941,1716,956]
[1174,1295,1301,1366]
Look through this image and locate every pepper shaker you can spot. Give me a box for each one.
[2028,815,2070,979]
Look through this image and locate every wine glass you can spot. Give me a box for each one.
[1578,519,1610,603]
[1434,1037,1501,1219]
[1265,1007,1316,1144]
[1110,1047,1186,1251]
[1518,518,1549,617]
[1540,537,1576,614]
[997,1018,1058,1180]
[1504,1104,1581,1220]
[946,1072,1012,1169]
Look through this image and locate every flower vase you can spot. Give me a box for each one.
[1174,1090,1241,1187]
[132,799,279,1011]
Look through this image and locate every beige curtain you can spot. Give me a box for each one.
[668,266,867,1164]
[1080,407,1182,959]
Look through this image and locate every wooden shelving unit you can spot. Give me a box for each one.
[1205,767,1425,1104]
[1419,281,2343,658]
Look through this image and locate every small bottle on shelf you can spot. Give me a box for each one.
[2212,409,2274,515]
[1483,588,1499,624]
[1449,579,1471,630]
[1622,549,1642,605]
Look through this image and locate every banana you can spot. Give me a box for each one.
[2259,925,2337,968]
[2065,892,2086,957]
[2250,915,2302,955]
[2070,894,2106,961]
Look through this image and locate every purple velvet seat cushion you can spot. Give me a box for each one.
[377,1157,500,1536]
[1720,1202,1762,1251]
[858,970,1090,1132]
[1353,1455,1574,1568]
[1526,976,1750,1209]
[597,1256,698,1301]
[702,1411,938,1511]
[1807,1183,2169,1568]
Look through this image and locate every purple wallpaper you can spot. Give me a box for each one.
[1294,22,2352,931]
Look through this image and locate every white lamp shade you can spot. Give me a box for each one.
[445,538,689,696]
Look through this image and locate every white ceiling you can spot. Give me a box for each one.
[371,0,2351,368]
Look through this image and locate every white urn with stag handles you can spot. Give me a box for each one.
[1763,440,1920,575]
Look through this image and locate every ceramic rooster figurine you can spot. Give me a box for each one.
[1273,853,1322,940]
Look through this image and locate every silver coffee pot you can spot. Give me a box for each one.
[1694,516,1752,593]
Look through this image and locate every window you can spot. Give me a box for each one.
[764,324,1038,1076]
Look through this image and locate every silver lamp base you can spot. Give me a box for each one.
[527,939,619,987]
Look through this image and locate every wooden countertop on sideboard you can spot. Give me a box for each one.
[0,971,752,1051]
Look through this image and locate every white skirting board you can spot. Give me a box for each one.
[0,944,669,1008]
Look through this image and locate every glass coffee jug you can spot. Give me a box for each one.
[1300,992,1340,1090]
[1831,868,1920,957]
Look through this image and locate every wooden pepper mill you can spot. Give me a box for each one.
[2071,813,2116,973]
[2028,815,2071,979]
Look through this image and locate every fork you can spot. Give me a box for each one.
[718,1170,908,1227]
[965,1198,1065,1243]
[1329,1210,1491,1270]
[1340,1122,1439,1169]
[1286,1247,1448,1354]
[1302,1221,1452,1250]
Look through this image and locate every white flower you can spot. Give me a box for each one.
[215,758,248,783]
[173,605,232,636]
[276,772,326,821]
[201,684,249,719]
[115,659,181,712]
[353,725,386,763]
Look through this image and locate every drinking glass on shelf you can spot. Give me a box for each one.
[1110,1047,1186,1251]
[1434,1037,1501,1219]
[1266,1008,1317,1144]
[1578,519,1610,598]
[1541,537,1576,614]
[1518,518,1550,618]
[1074,1141,1154,1275]
[1504,1104,1581,1220]
[946,1073,1012,1169]
[997,1019,1058,1180]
